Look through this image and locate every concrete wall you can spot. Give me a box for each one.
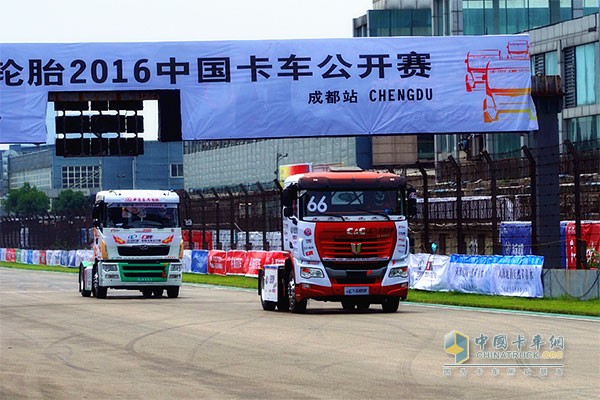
[543,269,600,300]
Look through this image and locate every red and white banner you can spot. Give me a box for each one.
[207,250,227,276]
[225,250,247,275]
[244,251,268,277]
[565,221,600,269]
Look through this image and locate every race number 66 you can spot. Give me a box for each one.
[307,196,328,213]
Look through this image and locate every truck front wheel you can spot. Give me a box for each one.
[259,270,276,311]
[381,297,400,313]
[287,270,307,314]
[167,287,180,298]
[341,300,355,310]
[79,266,91,297]
[92,265,107,299]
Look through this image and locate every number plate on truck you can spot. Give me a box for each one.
[344,287,369,296]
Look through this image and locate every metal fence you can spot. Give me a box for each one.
[1,139,598,269]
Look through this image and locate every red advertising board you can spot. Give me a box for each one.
[208,250,227,276]
[225,250,247,275]
[6,248,16,262]
[565,221,600,269]
[243,251,268,277]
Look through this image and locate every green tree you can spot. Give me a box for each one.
[4,183,50,216]
[51,189,90,214]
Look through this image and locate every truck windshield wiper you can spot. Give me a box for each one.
[356,208,391,221]
[306,214,346,221]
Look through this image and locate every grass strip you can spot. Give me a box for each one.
[1,261,598,317]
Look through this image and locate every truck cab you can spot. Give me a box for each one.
[259,169,416,313]
[79,189,183,299]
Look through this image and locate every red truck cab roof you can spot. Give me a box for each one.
[291,171,406,190]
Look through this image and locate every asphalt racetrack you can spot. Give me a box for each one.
[1,268,598,400]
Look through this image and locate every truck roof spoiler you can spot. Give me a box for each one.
[327,166,363,173]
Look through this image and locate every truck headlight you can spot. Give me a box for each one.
[300,267,324,279]
[170,263,182,272]
[389,267,408,278]
[102,263,119,272]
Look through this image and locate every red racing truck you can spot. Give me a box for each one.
[258,168,416,313]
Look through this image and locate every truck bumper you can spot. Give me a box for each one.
[98,260,183,288]
[295,281,408,303]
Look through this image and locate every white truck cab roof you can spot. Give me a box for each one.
[95,190,180,204]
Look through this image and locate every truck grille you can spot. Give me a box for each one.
[315,222,395,262]
[333,272,378,285]
[121,262,168,280]
[118,246,171,257]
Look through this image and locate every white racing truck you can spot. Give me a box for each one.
[79,189,184,299]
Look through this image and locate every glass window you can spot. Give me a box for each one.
[582,0,599,16]
[559,0,573,21]
[368,9,432,37]
[412,10,433,36]
[389,10,412,36]
[576,43,597,106]
[417,135,435,160]
[567,116,599,150]
[105,203,180,229]
[463,0,485,35]
[170,164,183,178]
[528,0,550,29]
[61,165,100,189]
[505,0,528,33]
[545,51,558,75]
[299,189,400,221]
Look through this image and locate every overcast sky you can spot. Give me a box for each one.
[2,0,373,43]
[1,0,374,150]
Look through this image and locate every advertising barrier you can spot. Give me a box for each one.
[207,250,227,276]
[190,250,209,274]
[1,247,546,298]
[448,255,494,295]
[244,251,268,277]
[409,253,451,292]
[225,250,248,275]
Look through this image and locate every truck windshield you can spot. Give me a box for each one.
[105,203,180,229]
[299,190,399,220]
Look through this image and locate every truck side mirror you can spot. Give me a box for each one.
[281,185,297,208]
[283,206,294,218]
[406,188,417,218]
[92,202,101,220]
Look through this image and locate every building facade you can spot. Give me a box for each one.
[3,141,183,206]
[183,137,372,190]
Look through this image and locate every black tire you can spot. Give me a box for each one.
[153,289,164,297]
[79,266,91,297]
[356,300,370,311]
[260,270,277,311]
[92,265,107,299]
[262,298,277,311]
[276,268,289,312]
[287,270,307,314]
[341,300,355,310]
[381,296,400,313]
[96,286,108,299]
[167,286,180,298]
[142,289,153,298]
